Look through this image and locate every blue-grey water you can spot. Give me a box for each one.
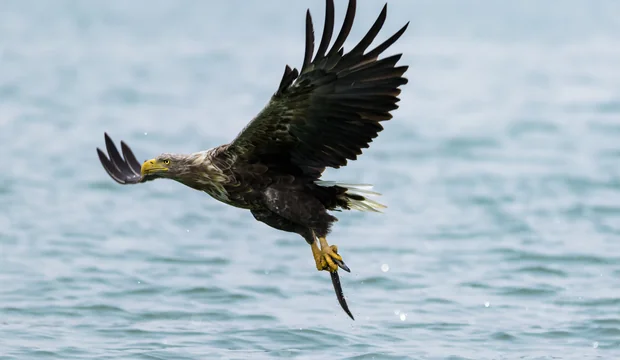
[1,1,620,359]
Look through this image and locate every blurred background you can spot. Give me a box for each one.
[1,0,620,359]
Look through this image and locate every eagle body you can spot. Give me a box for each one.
[172,146,356,239]
[97,0,409,320]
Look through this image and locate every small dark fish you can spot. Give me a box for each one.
[330,271,354,320]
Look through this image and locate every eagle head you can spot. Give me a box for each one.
[141,153,192,179]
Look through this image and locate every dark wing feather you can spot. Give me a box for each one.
[96,133,150,184]
[226,0,408,177]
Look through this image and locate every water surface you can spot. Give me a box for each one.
[1,1,620,359]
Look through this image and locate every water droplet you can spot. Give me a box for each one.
[484,301,490,307]
[264,270,270,275]
[186,229,190,232]
[394,309,400,315]
[399,313,407,321]
[593,341,599,349]
[144,132,148,135]
[381,264,390,272]
[137,281,141,284]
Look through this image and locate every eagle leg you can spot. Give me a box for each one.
[312,236,350,273]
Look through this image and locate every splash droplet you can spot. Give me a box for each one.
[399,313,407,321]
[381,264,390,272]
[484,301,490,308]
[593,341,599,349]
[144,132,148,135]
[394,309,400,315]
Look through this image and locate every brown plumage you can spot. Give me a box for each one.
[97,0,409,320]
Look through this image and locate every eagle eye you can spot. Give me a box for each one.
[162,159,170,165]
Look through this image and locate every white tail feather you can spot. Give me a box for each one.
[315,180,387,213]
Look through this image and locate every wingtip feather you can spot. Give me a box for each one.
[301,10,315,73]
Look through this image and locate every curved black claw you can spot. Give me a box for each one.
[96,133,145,185]
[330,271,354,320]
[333,258,350,273]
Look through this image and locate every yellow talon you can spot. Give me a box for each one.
[310,236,347,273]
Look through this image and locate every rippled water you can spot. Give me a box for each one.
[2,0,620,359]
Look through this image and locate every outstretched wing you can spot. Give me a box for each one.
[96,133,150,184]
[226,0,408,177]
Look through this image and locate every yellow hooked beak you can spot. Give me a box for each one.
[141,158,169,176]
